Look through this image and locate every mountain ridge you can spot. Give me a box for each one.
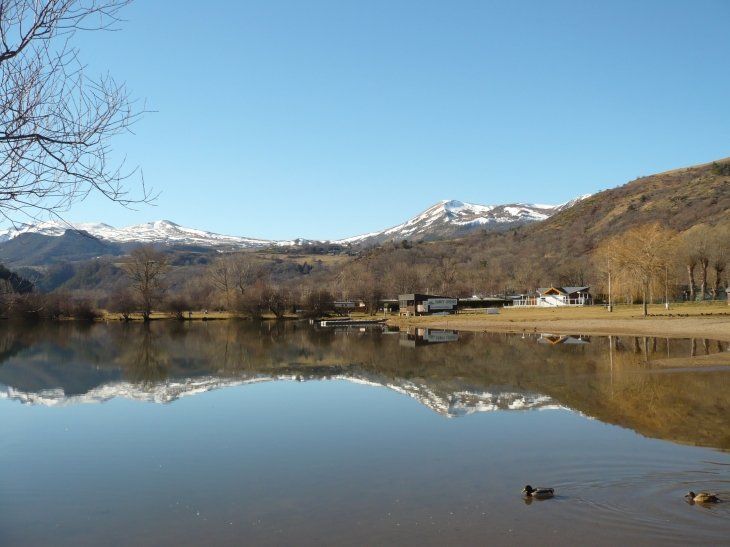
[0,195,591,253]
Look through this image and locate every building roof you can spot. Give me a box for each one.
[537,286,590,295]
[398,294,453,300]
[563,286,590,294]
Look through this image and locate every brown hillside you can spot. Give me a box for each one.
[535,156,730,251]
[333,155,730,297]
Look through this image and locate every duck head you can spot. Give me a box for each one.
[685,492,696,499]
[522,485,534,494]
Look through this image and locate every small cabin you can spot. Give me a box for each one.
[398,294,458,316]
[513,287,591,307]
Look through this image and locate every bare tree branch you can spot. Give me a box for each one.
[0,0,154,228]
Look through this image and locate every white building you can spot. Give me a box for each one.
[513,287,591,307]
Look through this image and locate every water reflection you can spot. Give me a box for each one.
[2,321,730,547]
[399,328,459,347]
[538,334,590,344]
[0,321,728,448]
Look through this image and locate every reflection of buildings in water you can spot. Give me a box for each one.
[1,322,728,447]
[333,327,369,334]
[538,333,591,345]
[334,326,402,335]
[399,328,459,347]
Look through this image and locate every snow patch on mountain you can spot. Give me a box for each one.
[0,195,591,248]
[331,195,591,246]
[0,219,304,248]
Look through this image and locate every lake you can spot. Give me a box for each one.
[1,321,728,546]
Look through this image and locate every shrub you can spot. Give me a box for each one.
[164,295,191,321]
[5,293,45,322]
[108,289,137,320]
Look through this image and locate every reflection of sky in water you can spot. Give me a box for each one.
[1,379,729,547]
[1,323,729,546]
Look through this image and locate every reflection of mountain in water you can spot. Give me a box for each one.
[0,322,728,447]
[0,372,558,418]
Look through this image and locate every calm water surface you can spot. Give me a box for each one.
[0,321,728,546]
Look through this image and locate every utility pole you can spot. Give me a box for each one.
[607,258,613,312]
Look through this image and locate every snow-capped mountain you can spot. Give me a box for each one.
[0,219,308,248]
[0,195,590,250]
[332,196,591,246]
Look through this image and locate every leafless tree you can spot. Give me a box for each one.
[43,288,73,317]
[438,257,459,295]
[122,245,167,320]
[334,261,366,301]
[385,262,420,295]
[304,288,335,315]
[691,226,712,301]
[557,261,588,287]
[710,226,730,300]
[107,286,135,319]
[599,223,676,316]
[0,0,152,225]
[208,253,259,309]
[235,280,268,319]
[0,277,17,312]
[73,297,99,320]
[354,276,384,315]
[677,231,700,301]
[231,253,258,295]
[183,275,214,310]
[163,295,190,321]
[208,255,234,308]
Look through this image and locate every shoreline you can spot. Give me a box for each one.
[387,315,730,342]
[386,304,730,366]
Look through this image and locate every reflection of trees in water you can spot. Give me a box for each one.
[203,322,254,374]
[122,324,168,388]
[2,322,729,448]
[0,331,30,365]
[607,335,724,363]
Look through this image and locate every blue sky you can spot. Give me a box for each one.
[57,0,730,240]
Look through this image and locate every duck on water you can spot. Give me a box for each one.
[685,492,722,503]
[522,485,555,499]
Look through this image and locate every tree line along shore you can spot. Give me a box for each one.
[2,221,730,326]
[2,161,730,325]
